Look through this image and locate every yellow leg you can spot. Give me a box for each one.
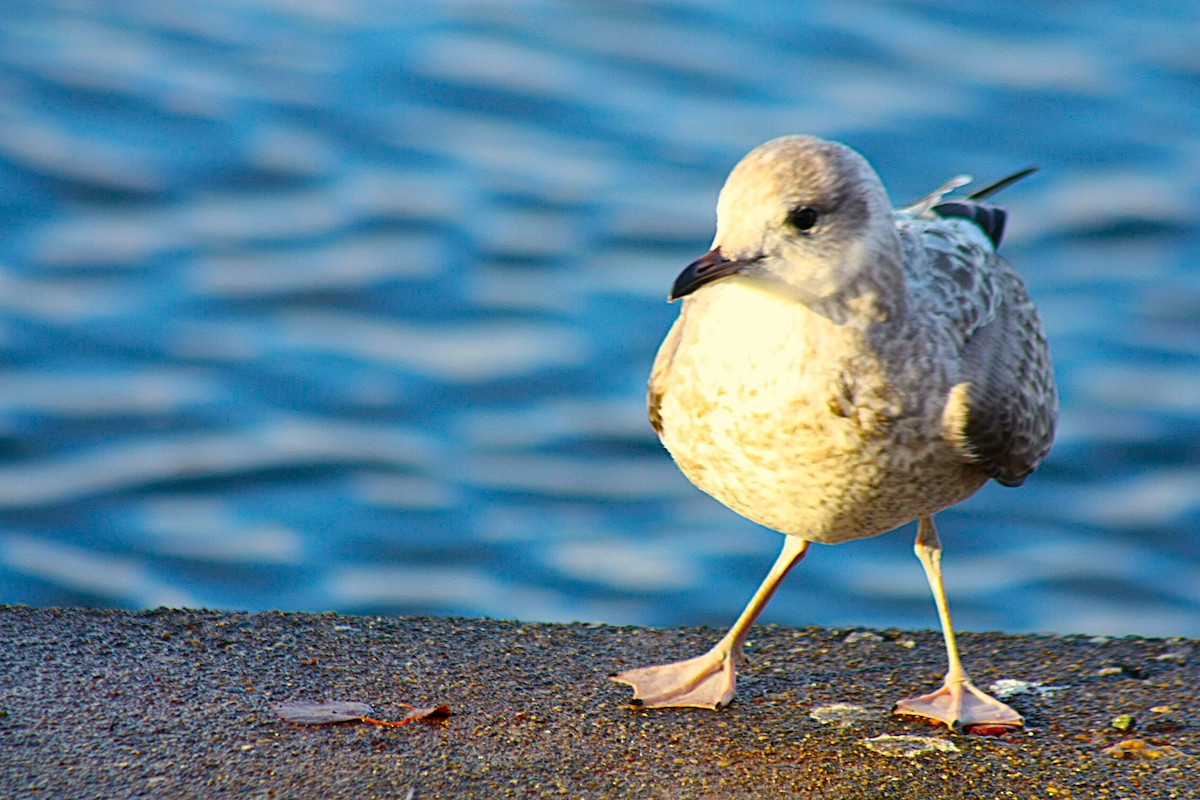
[612,536,810,709]
[893,517,1022,730]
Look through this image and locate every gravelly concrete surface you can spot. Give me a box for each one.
[0,606,1195,798]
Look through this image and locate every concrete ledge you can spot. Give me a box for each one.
[1,606,1195,798]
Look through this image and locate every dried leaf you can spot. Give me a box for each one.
[274,701,375,725]
[274,700,451,727]
[361,704,452,727]
[965,723,1020,737]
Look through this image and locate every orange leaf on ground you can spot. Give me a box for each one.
[964,723,1020,737]
[361,704,452,727]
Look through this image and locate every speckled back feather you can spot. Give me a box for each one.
[898,210,1056,487]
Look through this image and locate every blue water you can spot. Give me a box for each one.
[1,0,1198,639]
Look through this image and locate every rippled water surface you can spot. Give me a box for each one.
[1,0,1198,638]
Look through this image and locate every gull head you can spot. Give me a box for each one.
[671,135,900,306]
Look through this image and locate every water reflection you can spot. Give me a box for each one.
[0,0,1197,638]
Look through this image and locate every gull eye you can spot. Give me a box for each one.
[786,206,819,231]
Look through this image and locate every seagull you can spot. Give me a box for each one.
[611,135,1056,731]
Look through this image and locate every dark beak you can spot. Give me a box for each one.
[669,247,754,301]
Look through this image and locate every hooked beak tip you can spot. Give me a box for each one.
[670,246,749,301]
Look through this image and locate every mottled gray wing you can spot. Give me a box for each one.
[647,316,682,438]
[903,217,1058,487]
[956,256,1058,486]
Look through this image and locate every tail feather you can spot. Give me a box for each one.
[931,166,1038,248]
[966,166,1039,201]
[932,200,1009,248]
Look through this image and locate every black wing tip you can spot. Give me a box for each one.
[930,167,1036,249]
[967,166,1039,201]
[933,200,1009,248]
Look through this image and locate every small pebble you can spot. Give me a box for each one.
[861,735,959,758]
[989,679,1067,700]
[809,704,876,726]
[1111,714,1135,731]
[1101,739,1182,760]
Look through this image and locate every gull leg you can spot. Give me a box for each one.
[612,536,810,709]
[893,517,1022,730]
